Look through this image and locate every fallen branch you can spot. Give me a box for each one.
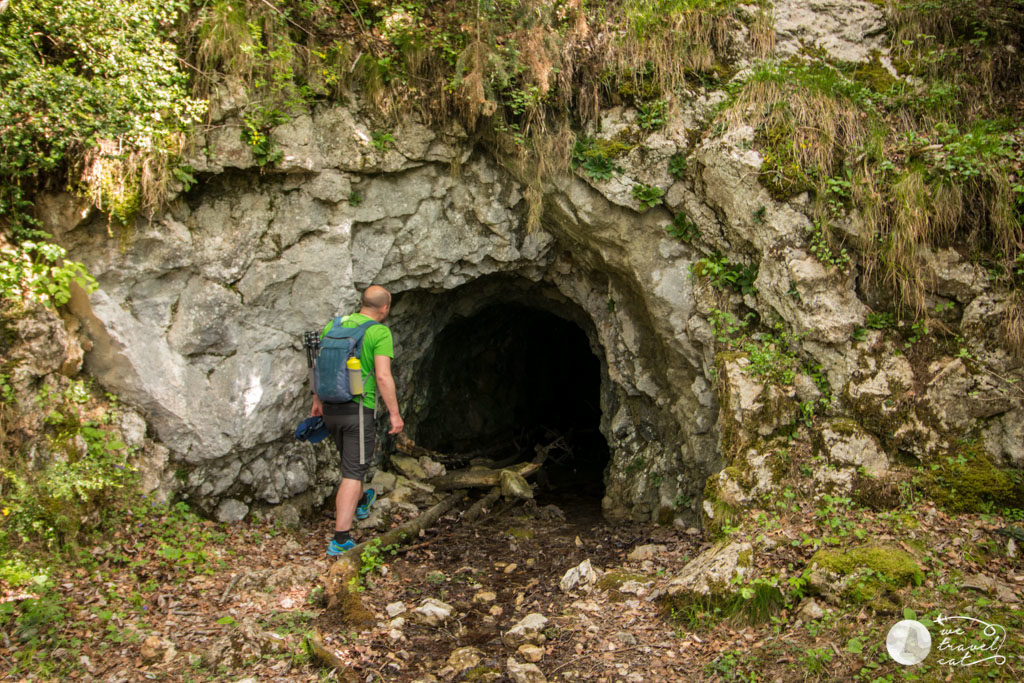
[427,442,550,491]
[463,487,502,523]
[324,490,467,608]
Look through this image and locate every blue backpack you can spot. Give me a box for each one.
[313,318,378,403]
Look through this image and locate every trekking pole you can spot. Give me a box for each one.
[303,331,318,393]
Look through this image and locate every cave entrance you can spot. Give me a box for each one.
[413,302,610,502]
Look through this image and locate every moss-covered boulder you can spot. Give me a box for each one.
[808,544,923,610]
[920,441,1024,513]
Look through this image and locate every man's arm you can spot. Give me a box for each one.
[374,355,403,434]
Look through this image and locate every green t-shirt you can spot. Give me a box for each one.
[321,313,394,408]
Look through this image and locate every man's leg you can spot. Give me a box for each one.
[335,477,362,533]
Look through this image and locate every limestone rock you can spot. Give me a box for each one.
[517,643,544,663]
[215,499,249,523]
[506,657,547,683]
[500,469,534,500]
[923,357,1014,430]
[666,541,752,598]
[560,559,599,593]
[386,602,406,618]
[774,0,887,63]
[627,544,667,562]
[412,598,454,627]
[447,646,484,672]
[419,456,446,479]
[391,455,427,481]
[819,420,889,478]
[502,613,549,649]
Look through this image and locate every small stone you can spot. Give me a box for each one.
[214,499,248,523]
[615,631,638,647]
[412,598,454,627]
[507,657,547,683]
[1009,538,1019,559]
[390,617,406,629]
[797,598,825,621]
[504,563,518,574]
[474,591,497,603]
[517,643,544,663]
[503,613,549,649]
[526,558,536,568]
[490,605,503,617]
[389,628,404,641]
[141,635,164,663]
[560,559,598,592]
[618,580,649,596]
[447,646,484,672]
[419,456,446,479]
[627,544,667,562]
[386,601,407,617]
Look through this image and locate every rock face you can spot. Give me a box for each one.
[33,2,1023,523]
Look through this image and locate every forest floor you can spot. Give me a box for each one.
[3,487,1024,682]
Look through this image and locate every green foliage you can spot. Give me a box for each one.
[0,382,136,552]
[864,311,895,330]
[0,241,97,309]
[692,253,758,295]
[0,0,204,236]
[372,130,396,151]
[637,99,667,130]
[358,538,399,583]
[632,182,664,208]
[666,213,700,243]
[806,220,850,270]
[668,152,688,179]
[572,137,625,181]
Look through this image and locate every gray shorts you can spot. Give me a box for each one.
[322,402,375,481]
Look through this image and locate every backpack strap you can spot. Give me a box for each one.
[349,320,379,355]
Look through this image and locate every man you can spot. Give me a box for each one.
[312,285,404,555]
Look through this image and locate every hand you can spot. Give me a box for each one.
[311,394,323,417]
[388,413,404,435]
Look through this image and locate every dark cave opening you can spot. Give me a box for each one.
[413,302,610,500]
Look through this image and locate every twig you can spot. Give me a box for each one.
[547,643,675,677]
[220,573,242,604]
[395,539,435,555]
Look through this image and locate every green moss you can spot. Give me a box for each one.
[811,544,924,588]
[464,666,501,680]
[702,476,741,538]
[597,571,649,591]
[852,53,897,93]
[920,442,1024,513]
[505,527,535,540]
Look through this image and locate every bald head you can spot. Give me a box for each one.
[360,285,392,321]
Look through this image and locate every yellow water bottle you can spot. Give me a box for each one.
[346,357,364,395]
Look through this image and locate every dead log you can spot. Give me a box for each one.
[305,629,352,676]
[324,490,467,608]
[426,459,544,490]
[463,486,502,523]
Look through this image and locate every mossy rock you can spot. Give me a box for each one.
[597,571,649,591]
[505,526,535,540]
[919,442,1024,513]
[810,545,923,587]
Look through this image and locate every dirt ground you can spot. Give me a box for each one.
[4,484,1024,682]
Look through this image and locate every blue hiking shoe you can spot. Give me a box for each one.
[327,538,356,556]
[355,488,377,521]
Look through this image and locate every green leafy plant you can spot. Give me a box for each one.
[692,253,758,295]
[637,99,667,130]
[668,153,688,179]
[372,130,396,151]
[0,241,97,309]
[665,213,700,242]
[571,138,624,181]
[632,182,665,208]
[864,311,895,330]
